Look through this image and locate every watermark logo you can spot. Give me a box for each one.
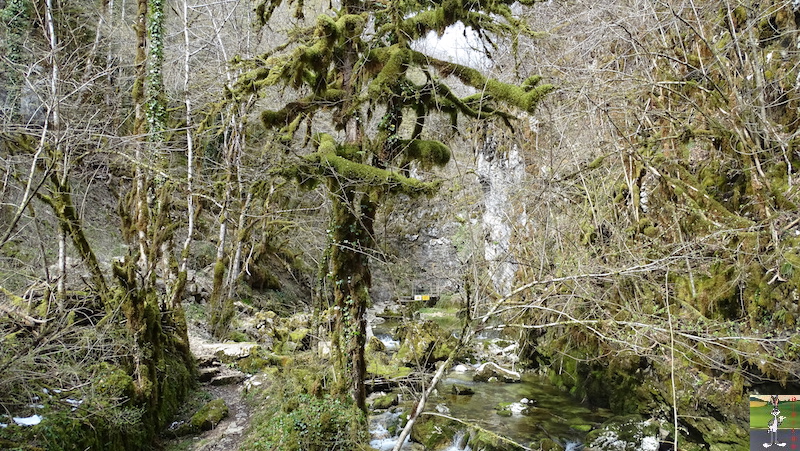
[751,395,798,450]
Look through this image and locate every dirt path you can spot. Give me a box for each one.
[186,382,250,451]
[174,324,257,451]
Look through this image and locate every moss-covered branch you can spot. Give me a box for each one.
[261,90,345,129]
[305,149,440,196]
[390,0,533,42]
[398,139,451,169]
[416,49,555,112]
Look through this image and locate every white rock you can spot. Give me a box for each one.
[640,436,659,451]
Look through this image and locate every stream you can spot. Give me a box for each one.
[368,321,613,450]
[369,369,611,450]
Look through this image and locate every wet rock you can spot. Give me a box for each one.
[585,415,660,451]
[538,438,563,450]
[451,384,474,395]
[473,362,521,383]
[198,366,221,383]
[495,401,530,416]
[210,369,247,386]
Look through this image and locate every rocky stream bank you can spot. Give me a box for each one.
[160,296,702,451]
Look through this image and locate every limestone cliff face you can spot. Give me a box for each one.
[476,134,527,297]
[370,129,531,303]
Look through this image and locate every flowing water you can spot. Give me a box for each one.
[369,363,613,450]
[369,316,612,449]
[437,371,612,447]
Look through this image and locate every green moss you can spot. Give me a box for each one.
[400,139,451,168]
[190,399,229,431]
[366,360,412,379]
[410,414,459,450]
[372,393,398,409]
[368,45,412,98]
[571,424,593,432]
[241,393,366,451]
[417,50,555,113]
[289,327,311,344]
[304,149,441,196]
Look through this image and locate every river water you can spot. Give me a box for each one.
[369,364,613,450]
[368,315,614,450]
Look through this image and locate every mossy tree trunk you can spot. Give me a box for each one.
[329,181,374,411]
[117,0,196,436]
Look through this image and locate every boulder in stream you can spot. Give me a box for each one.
[393,320,456,368]
[451,384,475,395]
[473,362,521,383]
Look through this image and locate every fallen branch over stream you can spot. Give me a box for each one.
[391,322,473,451]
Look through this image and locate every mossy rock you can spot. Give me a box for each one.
[190,398,229,431]
[240,393,367,451]
[367,335,386,353]
[236,353,271,374]
[585,415,658,449]
[372,392,398,410]
[451,384,474,395]
[410,413,459,450]
[570,424,593,432]
[229,330,250,342]
[392,320,455,367]
[467,429,526,451]
[366,360,413,379]
[287,327,312,351]
[538,438,563,451]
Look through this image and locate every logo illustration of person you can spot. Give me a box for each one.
[764,395,787,448]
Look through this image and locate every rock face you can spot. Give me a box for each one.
[476,134,528,297]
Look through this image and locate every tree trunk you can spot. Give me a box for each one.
[329,182,374,412]
[209,209,230,338]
